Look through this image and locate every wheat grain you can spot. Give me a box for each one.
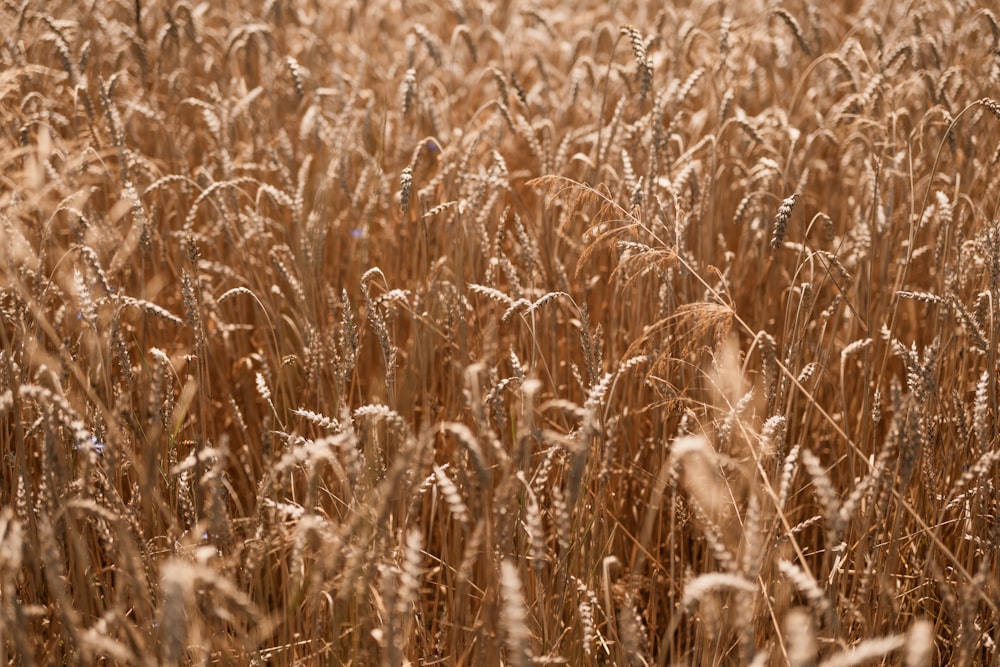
[681,572,756,611]
[771,192,799,250]
[819,635,906,667]
[981,97,1000,120]
[499,560,531,667]
[778,559,831,616]
[784,608,817,667]
[904,619,935,667]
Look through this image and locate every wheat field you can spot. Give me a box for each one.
[1,0,999,664]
